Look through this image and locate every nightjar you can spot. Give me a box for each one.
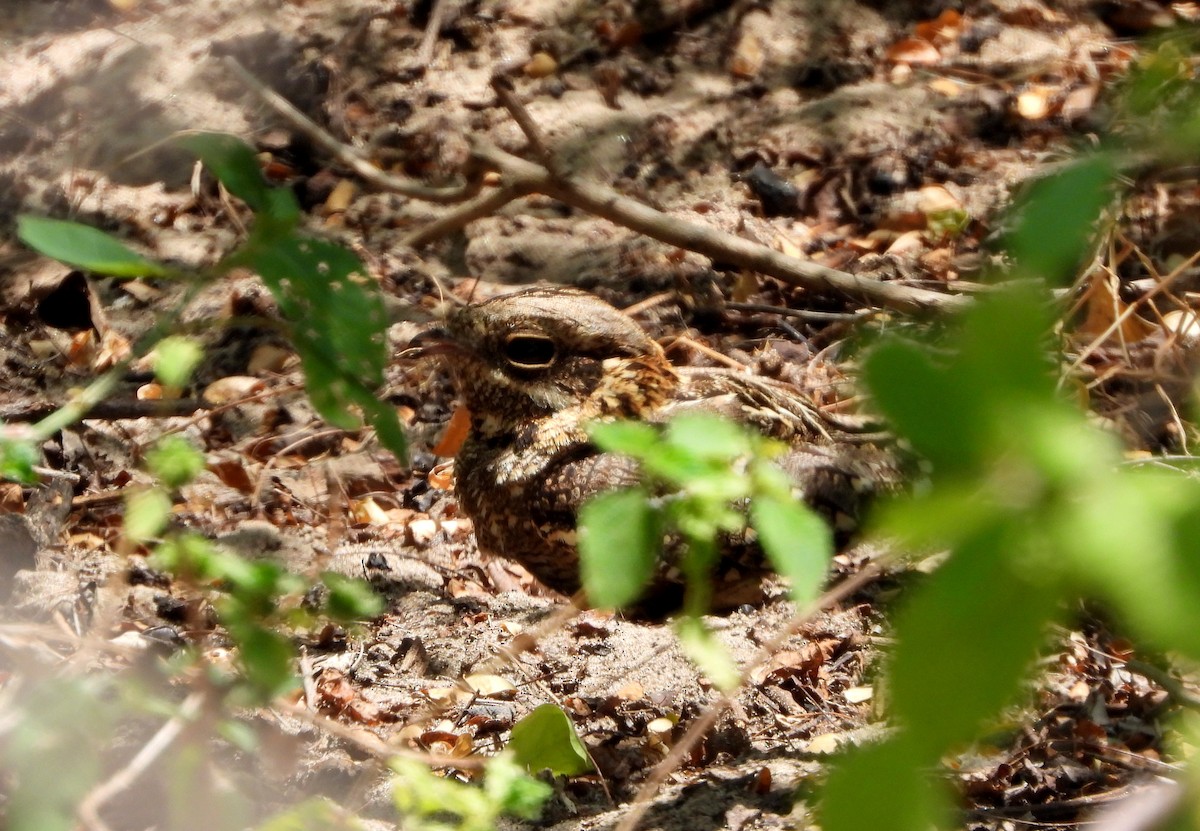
[411,287,898,610]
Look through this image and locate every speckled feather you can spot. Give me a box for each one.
[424,287,899,607]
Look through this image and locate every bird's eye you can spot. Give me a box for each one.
[502,333,557,369]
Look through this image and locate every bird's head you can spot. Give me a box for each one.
[411,288,678,436]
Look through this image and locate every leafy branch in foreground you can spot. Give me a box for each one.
[822,145,1200,826]
[9,130,406,476]
[580,413,833,688]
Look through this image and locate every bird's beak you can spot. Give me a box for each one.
[398,327,460,360]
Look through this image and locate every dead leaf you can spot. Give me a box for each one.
[202,376,266,405]
[67,330,96,368]
[524,51,558,78]
[351,497,390,525]
[927,77,963,97]
[914,9,962,42]
[1161,309,1200,343]
[464,673,518,698]
[314,668,384,724]
[886,37,941,66]
[424,686,472,706]
[615,680,645,700]
[843,685,874,704]
[120,281,161,303]
[1060,83,1099,122]
[805,732,844,754]
[732,271,760,302]
[428,460,455,490]
[94,330,132,371]
[917,185,962,215]
[406,517,438,546]
[729,31,764,79]
[885,230,925,256]
[248,344,293,375]
[432,405,471,456]
[1016,85,1055,121]
[1078,272,1156,343]
[323,178,358,214]
[208,456,255,493]
[0,483,24,512]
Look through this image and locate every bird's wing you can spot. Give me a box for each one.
[671,367,832,441]
[527,449,644,543]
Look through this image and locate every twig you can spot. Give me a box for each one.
[228,57,967,317]
[273,699,487,769]
[469,141,966,316]
[664,335,749,371]
[223,57,484,205]
[490,75,560,176]
[77,691,206,831]
[0,397,205,423]
[613,561,886,831]
[399,184,529,249]
[724,301,869,323]
[416,0,449,66]
[1127,658,1200,710]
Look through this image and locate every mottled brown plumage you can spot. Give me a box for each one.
[415,287,898,608]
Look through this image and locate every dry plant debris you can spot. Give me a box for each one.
[2,1,1200,830]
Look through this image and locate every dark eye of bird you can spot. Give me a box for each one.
[502,333,557,369]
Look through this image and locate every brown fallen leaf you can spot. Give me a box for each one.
[1078,272,1156,343]
[432,404,471,457]
[886,37,941,66]
[729,30,764,79]
[202,376,266,405]
[524,51,558,78]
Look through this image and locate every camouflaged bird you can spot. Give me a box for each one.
[413,287,899,610]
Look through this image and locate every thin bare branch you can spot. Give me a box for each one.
[399,184,530,249]
[223,57,483,205]
[77,691,206,831]
[228,55,967,315]
[490,75,560,176]
[469,140,967,315]
[1,397,205,423]
[614,561,886,831]
[416,0,449,66]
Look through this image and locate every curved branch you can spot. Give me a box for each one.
[471,141,968,315]
[224,57,484,205]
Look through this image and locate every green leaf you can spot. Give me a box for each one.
[482,755,552,820]
[508,704,593,777]
[17,215,168,278]
[1003,153,1116,285]
[1,677,115,831]
[665,413,752,460]
[145,436,205,489]
[238,233,404,459]
[579,487,661,608]
[820,738,952,831]
[152,336,204,389]
[888,527,1063,755]
[359,393,410,464]
[750,495,832,604]
[1059,470,1200,660]
[320,572,384,622]
[588,420,661,458]
[0,435,39,484]
[150,533,219,580]
[256,798,362,831]
[175,132,300,227]
[124,488,172,543]
[232,624,297,699]
[863,339,982,473]
[674,616,740,692]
